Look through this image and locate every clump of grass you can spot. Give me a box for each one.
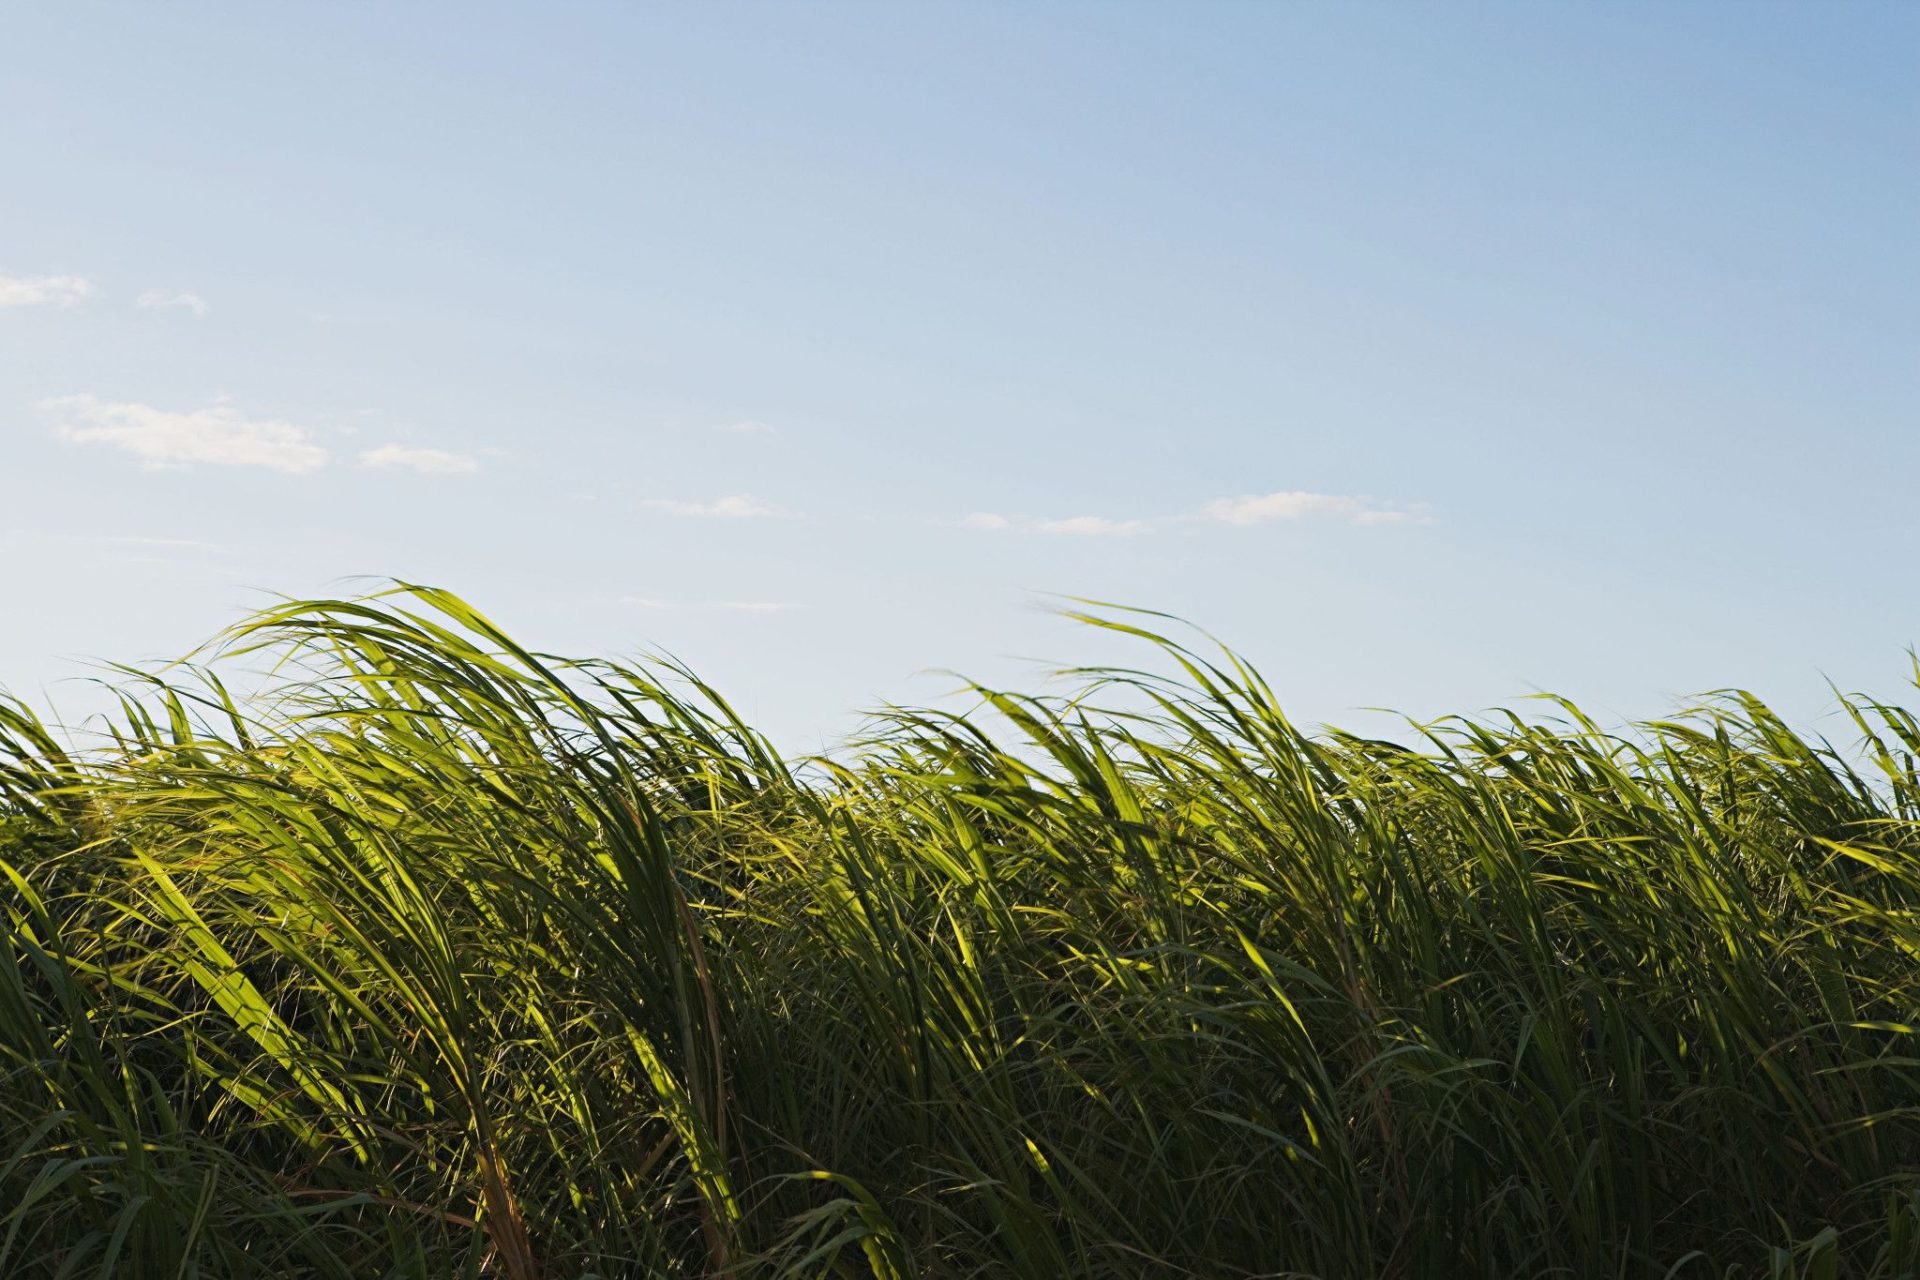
[4,583,1920,1277]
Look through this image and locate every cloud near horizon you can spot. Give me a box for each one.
[44,394,329,473]
[1,274,91,308]
[359,443,479,475]
[1034,515,1150,536]
[641,494,787,519]
[1202,491,1423,526]
[959,512,1148,536]
[959,491,1426,535]
[136,290,208,316]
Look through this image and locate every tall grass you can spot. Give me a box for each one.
[4,584,1920,1277]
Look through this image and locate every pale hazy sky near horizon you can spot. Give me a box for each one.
[3,3,1917,750]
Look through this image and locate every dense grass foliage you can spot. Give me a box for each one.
[6,587,1920,1278]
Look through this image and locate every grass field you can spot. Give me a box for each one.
[5,584,1920,1278]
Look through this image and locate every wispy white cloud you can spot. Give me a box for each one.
[1033,515,1149,536]
[623,595,801,613]
[956,511,1148,536]
[136,290,208,317]
[955,493,1426,535]
[43,394,329,473]
[641,494,787,519]
[1,274,91,308]
[712,420,774,434]
[358,443,479,475]
[1202,491,1424,527]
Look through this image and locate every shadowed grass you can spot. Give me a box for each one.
[4,584,1920,1277]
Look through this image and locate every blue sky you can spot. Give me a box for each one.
[3,3,1916,749]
